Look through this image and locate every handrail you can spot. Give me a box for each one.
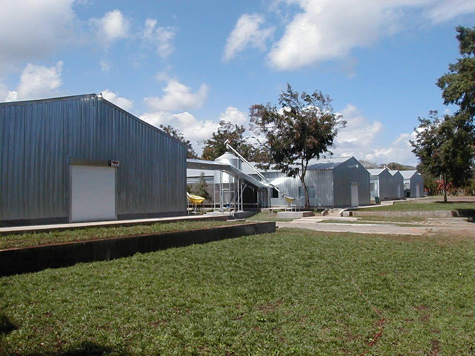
[224,140,294,200]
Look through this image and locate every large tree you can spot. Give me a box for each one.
[411,26,475,201]
[159,124,198,159]
[411,111,473,202]
[437,26,475,126]
[201,120,253,161]
[250,84,345,209]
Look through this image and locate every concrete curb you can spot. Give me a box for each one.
[343,210,454,218]
[0,222,276,277]
[277,211,315,218]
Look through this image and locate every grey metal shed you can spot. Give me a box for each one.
[1,94,187,226]
[368,168,392,201]
[388,170,405,200]
[246,157,370,208]
[400,170,424,198]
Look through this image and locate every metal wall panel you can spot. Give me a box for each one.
[389,171,404,199]
[1,94,187,222]
[263,170,335,208]
[376,170,393,200]
[333,157,370,207]
[409,173,424,198]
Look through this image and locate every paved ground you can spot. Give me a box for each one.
[276,215,474,236]
[277,196,474,236]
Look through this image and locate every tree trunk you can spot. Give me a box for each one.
[443,174,448,203]
[300,176,310,210]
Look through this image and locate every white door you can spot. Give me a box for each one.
[350,183,359,207]
[415,184,420,198]
[71,165,116,222]
[396,185,401,199]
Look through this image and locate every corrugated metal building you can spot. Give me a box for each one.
[1,94,187,226]
[400,170,424,198]
[186,153,271,211]
[244,157,370,208]
[388,170,405,200]
[368,168,392,201]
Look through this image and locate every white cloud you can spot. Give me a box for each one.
[142,19,176,58]
[140,111,175,127]
[140,106,248,155]
[267,0,475,70]
[223,14,274,61]
[332,104,417,165]
[365,132,418,166]
[175,112,220,142]
[101,89,133,111]
[144,79,209,112]
[91,9,130,45]
[0,0,75,74]
[219,106,248,126]
[100,60,111,72]
[336,104,382,147]
[424,0,475,24]
[140,111,219,151]
[268,0,399,69]
[5,61,63,101]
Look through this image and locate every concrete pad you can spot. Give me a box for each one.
[277,216,433,235]
[276,218,431,235]
[277,211,315,218]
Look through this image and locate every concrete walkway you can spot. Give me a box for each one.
[0,213,230,235]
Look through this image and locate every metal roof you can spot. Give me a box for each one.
[400,170,418,179]
[367,168,387,175]
[241,156,357,174]
[306,156,354,170]
[187,159,269,189]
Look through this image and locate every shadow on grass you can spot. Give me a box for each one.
[19,341,132,356]
[454,209,475,222]
[0,313,17,336]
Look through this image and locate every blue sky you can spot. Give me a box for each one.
[1,0,474,165]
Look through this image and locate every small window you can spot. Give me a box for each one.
[308,186,315,199]
[272,188,279,198]
[299,186,315,199]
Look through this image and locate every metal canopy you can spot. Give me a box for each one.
[187,159,269,189]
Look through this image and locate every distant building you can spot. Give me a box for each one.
[243,156,371,208]
[388,170,405,200]
[368,168,392,201]
[400,170,424,198]
[1,94,187,226]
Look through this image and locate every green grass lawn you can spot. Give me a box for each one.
[364,199,474,212]
[0,220,245,250]
[1,229,473,355]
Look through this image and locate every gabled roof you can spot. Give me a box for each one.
[307,156,355,170]
[388,170,403,177]
[367,168,387,175]
[241,156,358,174]
[400,170,418,179]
